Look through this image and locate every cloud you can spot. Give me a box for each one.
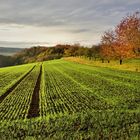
[0,0,140,46]
[0,0,139,27]
[0,41,53,48]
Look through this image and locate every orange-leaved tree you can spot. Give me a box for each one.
[114,12,140,64]
[100,11,140,64]
[100,30,115,63]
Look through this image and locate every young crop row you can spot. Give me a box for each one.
[0,64,34,97]
[0,63,34,79]
[0,110,139,139]
[61,60,140,87]
[39,62,112,117]
[64,59,140,78]
[0,64,41,120]
[0,60,139,119]
[53,61,140,110]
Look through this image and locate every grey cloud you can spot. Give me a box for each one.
[0,0,139,27]
[67,29,91,33]
[0,0,140,46]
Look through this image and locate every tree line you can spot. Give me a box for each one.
[42,11,140,65]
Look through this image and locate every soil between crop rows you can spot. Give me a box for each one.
[27,65,42,118]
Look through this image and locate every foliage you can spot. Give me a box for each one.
[0,110,139,140]
[100,12,140,64]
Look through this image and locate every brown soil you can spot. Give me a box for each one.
[27,65,42,118]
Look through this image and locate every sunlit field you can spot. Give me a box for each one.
[0,59,139,139]
[64,57,140,72]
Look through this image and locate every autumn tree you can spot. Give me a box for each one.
[114,12,140,64]
[100,11,140,64]
[100,30,115,63]
[116,12,140,55]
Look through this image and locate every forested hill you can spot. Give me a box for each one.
[0,47,23,67]
[11,45,94,65]
[0,44,93,67]
[0,55,15,67]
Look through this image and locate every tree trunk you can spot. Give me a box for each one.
[120,59,122,65]
[102,59,104,63]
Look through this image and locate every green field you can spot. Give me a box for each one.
[64,57,140,72]
[0,59,140,139]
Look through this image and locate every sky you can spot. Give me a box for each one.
[0,0,140,48]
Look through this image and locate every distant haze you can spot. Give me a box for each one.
[0,41,54,48]
[0,0,140,48]
[0,47,23,56]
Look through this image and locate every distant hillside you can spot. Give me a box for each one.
[0,47,23,56]
[13,45,82,65]
[0,44,100,67]
[0,55,15,67]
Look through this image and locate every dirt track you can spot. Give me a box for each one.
[27,65,42,118]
